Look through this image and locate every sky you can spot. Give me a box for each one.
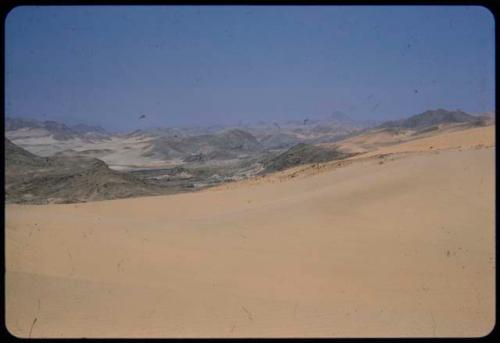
[5,5,495,131]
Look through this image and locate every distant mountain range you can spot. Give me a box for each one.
[4,108,493,161]
[5,117,110,141]
[329,110,356,124]
[278,111,360,127]
[4,107,495,204]
[5,108,492,138]
[147,128,263,160]
[379,109,491,130]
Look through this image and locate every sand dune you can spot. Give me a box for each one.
[327,124,494,157]
[5,126,495,337]
[353,125,495,158]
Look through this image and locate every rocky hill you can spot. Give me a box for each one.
[148,128,263,160]
[5,137,50,168]
[5,139,161,204]
[379,109,487,130]
[261,143,353,173]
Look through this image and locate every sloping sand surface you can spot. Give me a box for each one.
[329,125,494,157]
[356,125,495,158]
[5,129,495,337]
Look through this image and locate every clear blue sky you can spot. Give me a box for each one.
[5,5,495,131]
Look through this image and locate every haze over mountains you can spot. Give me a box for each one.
[5,110,364,168]
[5,117,111,141]
[379,109,492,130]
[4,108,493,204]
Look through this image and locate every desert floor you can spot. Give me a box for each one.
[5,126,495,338]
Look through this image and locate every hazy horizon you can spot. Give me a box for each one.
[5,5,495,131]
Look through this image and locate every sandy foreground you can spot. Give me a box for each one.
[5,126,495,338]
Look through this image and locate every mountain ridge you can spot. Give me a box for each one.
[379,109,487,130]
